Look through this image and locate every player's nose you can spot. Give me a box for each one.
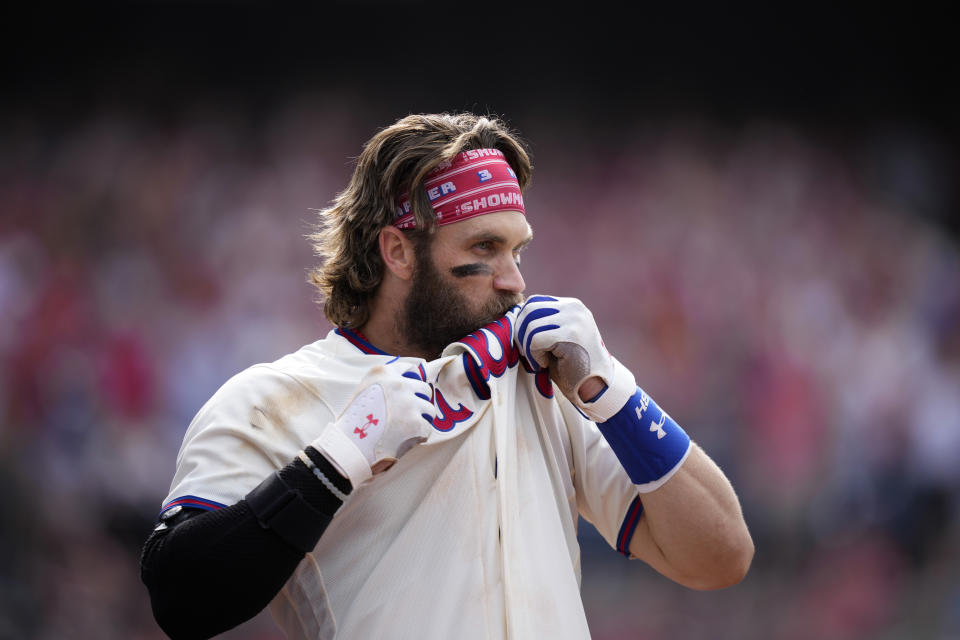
[494,258,525,294]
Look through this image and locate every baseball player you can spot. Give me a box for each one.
[140,113,753,639]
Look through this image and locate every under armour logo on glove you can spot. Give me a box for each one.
[313,364,436,486]
[354,414,379,439]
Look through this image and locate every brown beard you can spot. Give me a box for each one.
[400,241,522,359]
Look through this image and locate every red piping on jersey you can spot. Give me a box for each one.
[160,495,226,516]
[616,495,644,557]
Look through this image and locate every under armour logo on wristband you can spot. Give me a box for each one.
[598,387,692,491]
[354,414,379,439]
[650,412,667,439]
[636,406,667,439]
[635,392,666,439]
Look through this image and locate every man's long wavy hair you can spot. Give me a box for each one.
[308,113,532,329]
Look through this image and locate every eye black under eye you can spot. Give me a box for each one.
[451,263,492,278]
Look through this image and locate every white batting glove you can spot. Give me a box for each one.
[515,295,636,422]
[312,364,435,487]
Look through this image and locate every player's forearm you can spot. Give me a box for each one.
[628,443,753,590]
[514,296,753,587]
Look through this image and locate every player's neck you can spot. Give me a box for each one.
[358,320,433,361]
[360,289,433,360]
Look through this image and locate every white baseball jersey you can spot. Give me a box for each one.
[163,312,644,639]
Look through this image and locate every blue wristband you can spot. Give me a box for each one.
[596,387,691,492]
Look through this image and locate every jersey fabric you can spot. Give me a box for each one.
[163,311,643,639]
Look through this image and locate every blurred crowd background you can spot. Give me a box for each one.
[2,5,958,639]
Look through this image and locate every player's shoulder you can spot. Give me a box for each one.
[191,334,326,414]
[196,329,390,420]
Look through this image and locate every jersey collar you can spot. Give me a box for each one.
[335,327,392,356]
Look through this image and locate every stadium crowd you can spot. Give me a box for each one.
[1,99,957,639]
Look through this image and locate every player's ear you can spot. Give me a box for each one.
[379,226,416,281]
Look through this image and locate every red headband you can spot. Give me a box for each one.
[393,148,525,229]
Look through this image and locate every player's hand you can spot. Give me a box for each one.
[313,364,435,487]
[515,295,636,422]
